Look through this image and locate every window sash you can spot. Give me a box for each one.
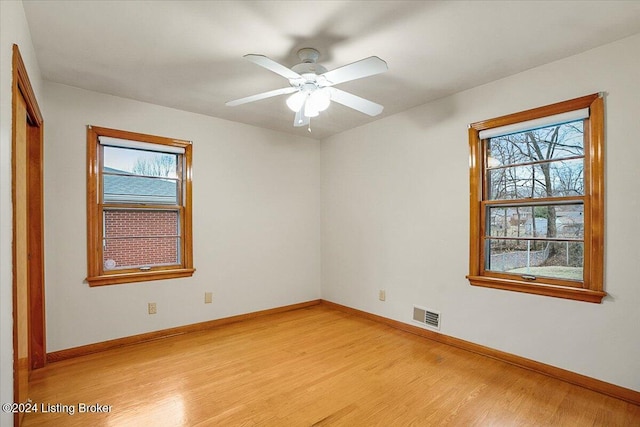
[480,199,586,284]
[100,143,184,205]
[102,207,182,270]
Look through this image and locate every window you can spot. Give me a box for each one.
[86,126,194,286]
[467,94,604,303]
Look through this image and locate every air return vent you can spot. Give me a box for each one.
[412,305,440,330]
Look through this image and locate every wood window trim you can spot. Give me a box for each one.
[86,126,195,286]
[467,94,605,303]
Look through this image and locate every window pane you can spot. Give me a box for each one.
[103,146,179,204]
[103,210,180,270]
[486,239,583,281]
[487,120,584,166]
[103,174,178,204]
[487,204,583,239]
[104,146,177,178]
[488,158,583,200]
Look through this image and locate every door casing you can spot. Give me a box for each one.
[12,43,46,427]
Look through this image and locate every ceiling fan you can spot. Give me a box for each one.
[226,48,388,129]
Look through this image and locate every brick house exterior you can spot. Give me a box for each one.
[103,210,178,268]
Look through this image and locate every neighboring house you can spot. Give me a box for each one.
[102,167,179,270]
[556,210,584,236]
[524,217,548,237]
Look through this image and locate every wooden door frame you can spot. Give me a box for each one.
[12,44,46,422]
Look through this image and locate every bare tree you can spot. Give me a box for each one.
[132,155,175,177]
[488,122,584,258]
[526,128,559,240]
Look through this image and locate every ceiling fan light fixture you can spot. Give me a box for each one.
[286,91,307,112]
[307,88,331,113]
[304,103,321,118]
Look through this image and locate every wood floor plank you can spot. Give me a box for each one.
[24,306,640,426]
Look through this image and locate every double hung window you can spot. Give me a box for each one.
[467,94,604,303]
[86,126,194,286]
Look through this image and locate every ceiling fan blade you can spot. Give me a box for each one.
[321,56,388,86]
[330,88,384,116]
[244,54,302,80]
[226,86,297,107]
[293,103,310,127]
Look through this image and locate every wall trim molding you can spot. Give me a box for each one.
[321,300,640,406]
[46,300,321,363]
[46,298,639,406]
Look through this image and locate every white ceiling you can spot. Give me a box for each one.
[23,0,640,140]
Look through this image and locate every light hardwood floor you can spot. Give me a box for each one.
[24,305,639,426]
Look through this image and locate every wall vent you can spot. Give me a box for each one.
[412,305,440,330]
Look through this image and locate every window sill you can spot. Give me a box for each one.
[87,268,195,287]
[467,275,606,303]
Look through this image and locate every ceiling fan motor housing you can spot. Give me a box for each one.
[297,47,320,62]
[291,48,328,84]
[291,62,328,76]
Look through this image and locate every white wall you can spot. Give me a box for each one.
[42,82,321,352]
[321,33,640,392]
[0,1,43,424]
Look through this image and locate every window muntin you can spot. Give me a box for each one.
[468,94,604,303]
[87,126,194,286]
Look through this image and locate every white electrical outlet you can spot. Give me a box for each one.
[148,302,157,314]
[379,290,386,301]
[205,292,213,304]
